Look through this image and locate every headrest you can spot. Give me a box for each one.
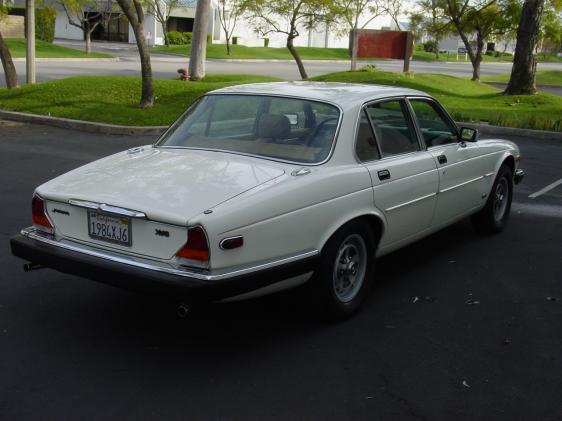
[257,114,291,139]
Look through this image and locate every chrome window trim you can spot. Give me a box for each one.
[354,96,426,163]
[20,227,319,282]
[154,93,344,167]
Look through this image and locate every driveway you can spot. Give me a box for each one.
[1,121,561,420]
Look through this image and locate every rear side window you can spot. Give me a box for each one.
[365,100,419,157]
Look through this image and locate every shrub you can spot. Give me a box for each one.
[167,31,192,45]
[232,36,238,45]
[423,40,438,53]
[35,7,56,43]
[263,38,269,47]
[359,64,377,72]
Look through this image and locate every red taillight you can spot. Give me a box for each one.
[32,195,54,231]
[176,226,209,263]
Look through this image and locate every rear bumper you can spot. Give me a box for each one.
[10,228,319,302]
[514,169,525,185]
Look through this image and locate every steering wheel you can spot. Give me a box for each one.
[305,118,339,146]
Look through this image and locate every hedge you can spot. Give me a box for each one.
[7,7,56,43]
[167,31,192,45]
[36,8,56,43]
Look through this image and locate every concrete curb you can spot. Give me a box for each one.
[151,52,376,64]
[12,57,119,63]
[0,110,166,136]
[0,110,560,139]
[460,122,562,140]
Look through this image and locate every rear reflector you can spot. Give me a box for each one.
[220,236,244,250]
[32,195,54,232]
[175,226,210,263]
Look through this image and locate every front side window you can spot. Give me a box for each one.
[157,95,340,164]
[365,100,419,157]
[409,99,458,147]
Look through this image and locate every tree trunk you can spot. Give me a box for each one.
[162,20,169,46]
[116,0,154,108]
[454,21,482,81]
[504,0,545,95]
[85,29,92,54]
[226,36,231,55]
[133,26,154,108]
[189,0,211,80]
[287,35,308,79]
[0,31,19,89]
[472,33,484,81]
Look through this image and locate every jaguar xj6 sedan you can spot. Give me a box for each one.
[11,82,524,318]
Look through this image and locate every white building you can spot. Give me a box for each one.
[12,0,404,49]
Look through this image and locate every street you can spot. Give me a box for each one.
[1,121,561,420]
[2,39,561,85]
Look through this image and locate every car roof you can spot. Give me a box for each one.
[209,82,431,108]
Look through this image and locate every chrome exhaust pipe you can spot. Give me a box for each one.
[23,263,44,272]
[176,303,192,318]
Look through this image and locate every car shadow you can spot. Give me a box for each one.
[30,217,481,349]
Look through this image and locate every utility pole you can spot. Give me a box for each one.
[25,0,36,84]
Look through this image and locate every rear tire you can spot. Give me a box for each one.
[471,165,513,234]
[311,220,376,320]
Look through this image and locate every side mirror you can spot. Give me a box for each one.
[459,127,478,142]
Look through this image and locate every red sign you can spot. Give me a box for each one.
[350,29,414,72]
[357,30,411,59]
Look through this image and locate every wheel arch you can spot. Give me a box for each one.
[487,152,516,196]
[318,212,386,255]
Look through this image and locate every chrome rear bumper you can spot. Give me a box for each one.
[10,227,319,301]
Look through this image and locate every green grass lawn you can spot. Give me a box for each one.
[0,74,281,126]
[152,43,352,60]
[0,72,560,130]
[153,43,562,63]
[312,71,562,131]
[6,38,112,59]
[483,70,562,86]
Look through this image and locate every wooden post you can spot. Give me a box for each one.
[403,31,413,73]
[25,0,36,84]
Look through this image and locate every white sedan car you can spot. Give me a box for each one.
[11,82,524,318]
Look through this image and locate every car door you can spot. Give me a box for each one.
[356,98,439,247]
[407,97,486,226]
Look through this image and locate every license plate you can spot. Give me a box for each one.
[87,211,132,246]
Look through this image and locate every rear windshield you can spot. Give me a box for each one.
[156,94,341,164]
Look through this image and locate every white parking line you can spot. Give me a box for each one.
[529,178,562,199]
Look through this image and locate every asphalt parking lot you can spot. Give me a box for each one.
[1,121,561,420]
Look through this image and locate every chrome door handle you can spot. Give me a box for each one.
[378,169,391,181]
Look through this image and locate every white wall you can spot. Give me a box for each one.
[54,11,85,41]
[129,13,158,46]
[211,15,397,49]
